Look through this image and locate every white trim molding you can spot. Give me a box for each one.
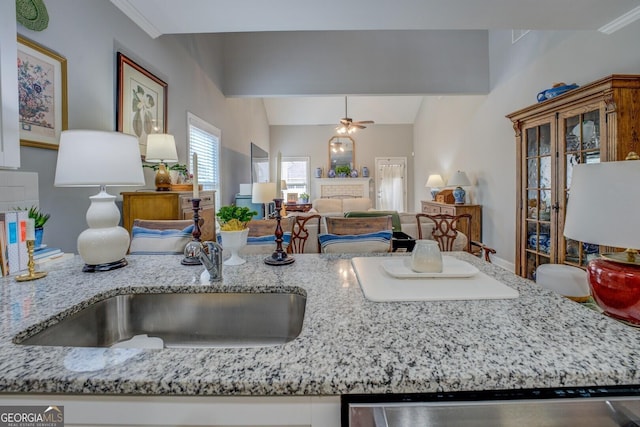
[599,5,640,34]
[110,0,162,39]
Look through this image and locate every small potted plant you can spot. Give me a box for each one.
[335,165,351,177]
[299,192,310,203]
[216,205,257,265]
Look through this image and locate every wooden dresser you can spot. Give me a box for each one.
[420,200,482,243]
[122,191,215,241]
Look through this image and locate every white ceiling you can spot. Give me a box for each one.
[111,0,640,126]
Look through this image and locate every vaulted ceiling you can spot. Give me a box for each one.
[111,0,640,126]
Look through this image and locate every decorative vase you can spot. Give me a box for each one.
[169,170,181,184]
[362,166,369,177]
[315,167,323,178]
[219,228,249,265]
[452,186,466,204]
[35,227,44,249]
[350,169,359,178]
[410,240,443,273]
[328,169,336,178]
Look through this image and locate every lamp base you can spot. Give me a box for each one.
[264,252,295,266]
[82,258,128,273]
[430,189,439,200]
[452,186,466,204]
[587,258,640,324]
[155,163,171,191]
[77,188,131,272]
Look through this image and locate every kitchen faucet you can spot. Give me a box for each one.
[199,241,223,282]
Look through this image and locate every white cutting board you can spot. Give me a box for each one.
[352,256,519,302]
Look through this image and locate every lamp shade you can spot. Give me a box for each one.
[447,171,471,187]
[252,182,277,204]
[54,130,145,187]
[281,180,288,191]
[564,160,640,249]
[425,174,445,188]
[145,133,178,163]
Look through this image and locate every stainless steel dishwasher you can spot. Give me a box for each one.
[342,386,640,426]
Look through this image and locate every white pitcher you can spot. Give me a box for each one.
[410,239,443,273]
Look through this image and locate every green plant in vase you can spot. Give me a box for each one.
[299,192,310,203]
[335,165,351,177]
[216,205,258,266]
[216,205,257,231]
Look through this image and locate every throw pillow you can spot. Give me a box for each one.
[318,231,392,253]
[129,225,194,254]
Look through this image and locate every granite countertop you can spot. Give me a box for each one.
[0,252,639,396]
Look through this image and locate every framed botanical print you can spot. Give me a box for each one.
[116,52,167,158]
[17,35,68,149]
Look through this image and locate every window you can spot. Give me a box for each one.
[188,112,221,210]
[281,157,310,202]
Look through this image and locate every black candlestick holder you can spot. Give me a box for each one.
[264,198,295,266]
[181,197,203,266]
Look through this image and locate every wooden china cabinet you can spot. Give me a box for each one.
[507,75,640,279]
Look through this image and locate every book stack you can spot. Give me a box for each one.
[33,246,73,268]
[0,210,26,276]
[0,210,71,276]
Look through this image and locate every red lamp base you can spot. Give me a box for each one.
[587,258,640,324]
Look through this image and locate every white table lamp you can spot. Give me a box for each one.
[145,133,178,191]
[448,170,471,204]
[563,156,640,324]
[425,174,445,200]
[54,130,145,272]
[252,182,277,218]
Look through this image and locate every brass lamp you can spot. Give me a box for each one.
[145,134,178,191]
[563,155,640,324]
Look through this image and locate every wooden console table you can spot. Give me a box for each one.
[285,203,312,213]
[420,200,482,243]
[122,191,216,241]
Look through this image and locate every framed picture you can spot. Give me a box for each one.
[116,52,167,158]
[17,35,68,149]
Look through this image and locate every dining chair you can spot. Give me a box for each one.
[287,214,321,254]
[242,218,293,254]
[416,213,496,262]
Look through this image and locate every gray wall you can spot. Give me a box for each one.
[222,30,489,96]
[270,124,414,209]
[16,0,270,253]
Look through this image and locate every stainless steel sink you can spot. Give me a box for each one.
[16,291,306,348]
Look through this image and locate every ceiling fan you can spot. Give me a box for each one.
[336,96,374,134]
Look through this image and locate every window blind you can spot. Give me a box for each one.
[188,112,221,210]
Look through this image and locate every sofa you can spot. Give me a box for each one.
[291,198,467,253]
[310,197,373,215]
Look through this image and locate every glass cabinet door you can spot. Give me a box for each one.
[559,109,601,268]
[524,122,554,279]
